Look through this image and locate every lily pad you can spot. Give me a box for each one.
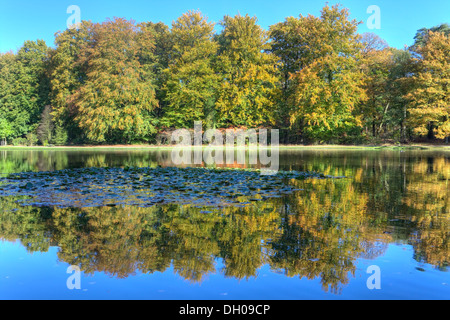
[0,166,341,208]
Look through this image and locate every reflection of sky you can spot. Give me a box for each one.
[0,240,448,300]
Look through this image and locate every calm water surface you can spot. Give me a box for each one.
[0,148,448,300]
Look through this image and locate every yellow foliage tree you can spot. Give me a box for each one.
[407,31,450,140]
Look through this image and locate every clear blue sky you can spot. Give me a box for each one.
[1,0,449,53]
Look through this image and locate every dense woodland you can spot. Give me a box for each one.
[0,4,449,146]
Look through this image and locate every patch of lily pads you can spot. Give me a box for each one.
[0,166,337,208]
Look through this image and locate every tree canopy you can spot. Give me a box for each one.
[407,31,450,140]
[0,5,448,145]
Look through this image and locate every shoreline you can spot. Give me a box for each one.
[0,143,449,151]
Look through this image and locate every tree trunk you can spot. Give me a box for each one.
[427,122,435,140]
[378,103,390,137]
[401,105,407,142]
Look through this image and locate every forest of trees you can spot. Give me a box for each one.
[0,4,449,146]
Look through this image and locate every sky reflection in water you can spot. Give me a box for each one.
[0,149,448,299]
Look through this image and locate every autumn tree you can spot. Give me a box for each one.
[49,21,93,143]
[358,33,392,139]
[143,22,174,119]
[359,32,388,56]
[411,23,450,52]
[292,54,367,142]
[70,18,159,143]
[356,32,416,142]
[269,16,313,132]
[0,9,447,144]
[214,14,279,128]
[162,11,219,128]
[276,5,366,142]
[407,31,450,141]
[386,48,415,142]
[358,34,414,141]
[360,46,393,139]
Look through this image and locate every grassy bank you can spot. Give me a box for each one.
[0,143,449,151]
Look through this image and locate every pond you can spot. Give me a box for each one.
[0,148,448,300]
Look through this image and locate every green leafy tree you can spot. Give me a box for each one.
[52,125,68,146]
[16,40,51,121]
[0,118,13,145]
[162,10,219,128]
[26,132,39,146]
[37,105,54,145]
[144,22,174,120]
[0,40,50,140]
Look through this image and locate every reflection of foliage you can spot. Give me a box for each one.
[161,205,222,282]
[0,197,53,253]
[270,178,388,294]
[0,150,165,174]
[53,206,165,278]
[403,157,449,270]
[217,203,282,280]
[0,151,35,175]
[0,150,69,174]
[0,150,449,293]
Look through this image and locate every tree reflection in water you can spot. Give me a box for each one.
[0,149,448,294]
